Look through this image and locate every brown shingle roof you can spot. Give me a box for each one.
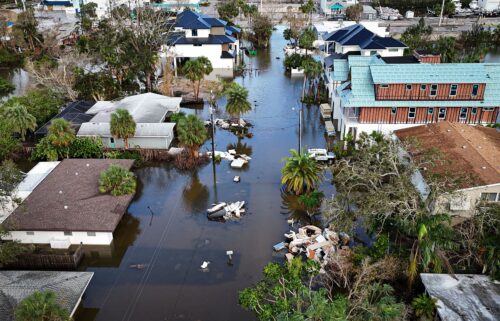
[395,122,500,189]
[3,159,135,232]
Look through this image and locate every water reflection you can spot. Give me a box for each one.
[226,138,253,156]
[0,68,30,100]
[182,171,209,212]
[79,213,141,268]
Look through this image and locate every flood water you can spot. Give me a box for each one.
[75,26,334,321]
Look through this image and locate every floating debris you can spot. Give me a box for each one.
[233,176,240,183]
[200,261,210,269]
[207,201,247,220]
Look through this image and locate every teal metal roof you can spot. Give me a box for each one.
[370,63,489,84]
[333,59,349,81]
[341,62,500,108]
[330,3,344,9]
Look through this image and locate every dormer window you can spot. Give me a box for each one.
[449,84,458,96]
[471,84,479,96]
[380,84,388,88]
[192,29,198,36]
[405,84,412,91]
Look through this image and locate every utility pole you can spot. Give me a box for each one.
[298,103,302,152]
[210,90,218,202]
[439,0,446,27]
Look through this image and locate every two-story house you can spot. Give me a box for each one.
[166,10,240,70]
[333,55,500,138]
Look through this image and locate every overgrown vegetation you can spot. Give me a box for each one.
[14,290,70,321]
[98,164,137,196]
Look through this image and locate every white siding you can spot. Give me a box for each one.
[169,44,235,69]
[435,184,500,219]
[186,29,211,38]
[479,0,500,11]
[4,231,114,246]
[103,136,172,149]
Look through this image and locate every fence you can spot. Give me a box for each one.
[5,244,84,270]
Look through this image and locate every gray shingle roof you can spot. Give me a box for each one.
[0,271,93,321]
[3,159,135,232]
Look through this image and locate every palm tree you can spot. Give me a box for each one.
[0,102,36,141]
[110,108,136,149]
[281,149,323,195]
[176,114,207,158]
[225,83,252,123]
[99,164,137,196]
[15,290,70,321]
[47,118,75,158]
[182,57,213,101]
[301,58,323,101]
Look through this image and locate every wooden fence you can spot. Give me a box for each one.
[5,244,84,270]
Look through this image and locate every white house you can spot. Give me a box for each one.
[395,122,500,221]
[39,0,132,17]
[77,93,181,149]
[478,0,500,11]
[165,10,240,70]
[320,0,358,16]
[1,159,136,248]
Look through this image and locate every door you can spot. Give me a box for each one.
[109,137,115,148]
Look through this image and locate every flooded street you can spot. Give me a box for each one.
[74,27,333,321]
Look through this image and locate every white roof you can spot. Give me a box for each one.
[420,273,500,321]
[0,161,60,224]
[86,93,182,123]
[78,122,175,137]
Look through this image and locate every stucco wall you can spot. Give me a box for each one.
[171,43,236,69]
[4,231,114,246]
[101,136,172,149]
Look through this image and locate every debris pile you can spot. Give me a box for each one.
[207,149,251,168]
[275,225,350,271]
[207,201,246,220]
[207,118,251,130]
[377,7,403,20]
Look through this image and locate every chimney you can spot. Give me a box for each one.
[414,50,441,64]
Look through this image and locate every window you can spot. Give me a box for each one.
[26,231,34,235]
[408,107,416,118]
[481,193,499,202]
[449,84,458,96]
[380,84,389,88]
[471,107,477,115]
[64,231,72,236]
[388,48,399,52]
[87,232,96,237]
[370,50,377,55]
[391,107,397,115]
[483,107,494,111]
[193,44,202,47]
[110,137,115,144]
[438,108,446,119]
[430,84,438,96]
[428,107,434,115]
[192,29,198,36]
[471,84,479,96]
[405,84,412,91]
[420,84,427,91]
[459,107,468,119]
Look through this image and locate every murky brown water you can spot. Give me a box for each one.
[71,27,336,321]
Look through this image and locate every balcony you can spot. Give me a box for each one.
[342,107,359,124]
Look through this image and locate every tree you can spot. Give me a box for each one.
[69,136,103,158]
[251,14,273,48]
[283,28,300,47]
[411,294,438,321]
[435,0,455,20]
[110,109,136,149]
[73,68,121,101]
[182,57,213,101]
[401,18,433,52]
[0,122,20,160]
[176,114,207,158]
[281,149,323,195]
[11,8,42,52]
[300,0,315,24]
[240,258,349,321]
[225,83,252,123]
[217,0,239,22]
[3,89,64,127]
[301,57,323,100]
[346,3,363,22]
[99,164,136,196]
[0,160,22,212]
[299,28,316,55]
[14,290,70,321]
[0,102,37,141]
[47,118,76,158]
[298,190,324,216]
[0,77,15,95]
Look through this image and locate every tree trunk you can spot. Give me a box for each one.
[124,137,129,149]
[302,75,307,100]
[196,79,202,101]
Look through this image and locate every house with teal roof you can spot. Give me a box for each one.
[331,56,500,138]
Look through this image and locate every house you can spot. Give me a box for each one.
[77,93,181,149]
[314,21,388,49]
[320,0,358,16]
[1,159,136,248]
[361,5,377,20]
[478,0,500,11]
[149,0,201,12]
[165,10,240,70]
[395,122,500,220]
[331,54,500,137]
[0,271,94,321]
[322,24,407,57]
[34,101,95,141]
[420,273,500,321]
[39,0,132,17]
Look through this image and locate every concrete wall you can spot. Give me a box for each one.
[434,183,500,219]
[4,231,114,246]
[479,0,500,11]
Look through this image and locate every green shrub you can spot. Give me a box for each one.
[31,137,59,161]
[0,47,23,66]
[69,136,103,158]
[0,77,15,95]
[104,150,143,166]
[284,53,304,69]
[169,112,186,124]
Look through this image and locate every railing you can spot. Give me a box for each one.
[5,243,84,270]
[375,94,483,101]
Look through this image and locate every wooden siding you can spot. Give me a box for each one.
[358,107,499,124]
[375,83,486,101]
[418,56,441,64]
